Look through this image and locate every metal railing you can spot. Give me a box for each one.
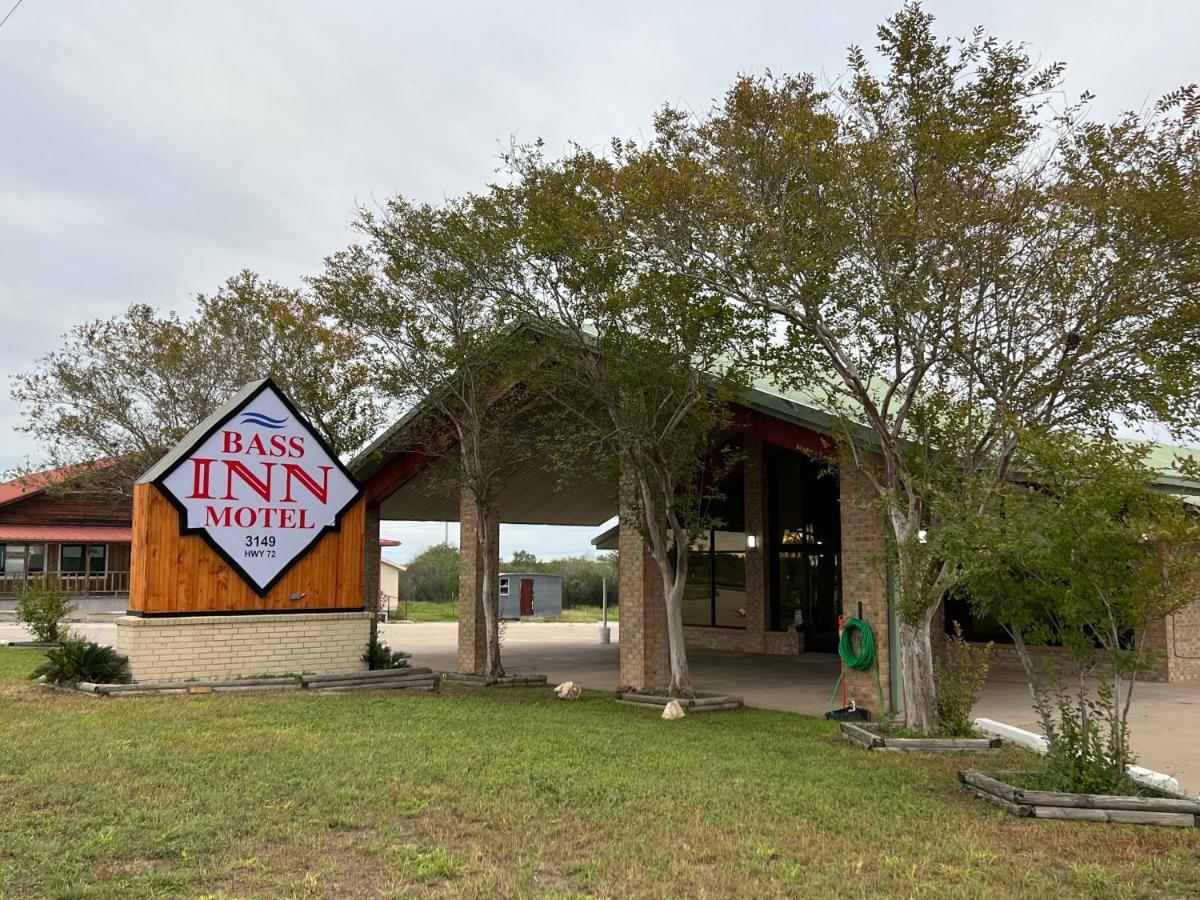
[0,571,131,598]
[378,592,407,623]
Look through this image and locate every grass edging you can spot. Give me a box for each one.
[959,770,1200,827]
[841,721,1001,753]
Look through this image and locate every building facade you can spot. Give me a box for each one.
[0,466,132,604]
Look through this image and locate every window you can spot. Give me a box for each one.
[499,577,509,597]
[89,544,107,574]
[60,544,85,574]
[27,544,45,574]
[682,530,748,629]
[3,544,26,576]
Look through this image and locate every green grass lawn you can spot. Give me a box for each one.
[1,649,1197,898]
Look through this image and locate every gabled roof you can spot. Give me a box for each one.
[0,460,121,509]
[350,327,1200,511]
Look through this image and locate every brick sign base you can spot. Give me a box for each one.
[114,611,370,683]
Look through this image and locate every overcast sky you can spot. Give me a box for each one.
[2,1,1197,562]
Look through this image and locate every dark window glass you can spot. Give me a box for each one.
[768,450,842,651]
[60,544,85,574]
[27,544,45,574]
[89,545,107,574]
[682,545,712,626]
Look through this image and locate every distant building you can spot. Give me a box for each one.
[499,572,562,619]
[0,463,132,607]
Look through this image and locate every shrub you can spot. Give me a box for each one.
[363,635,411,670]
[15,580,75,643]
[1035,678,1136,795]
[933,622,992,737]
[31,640,128,685]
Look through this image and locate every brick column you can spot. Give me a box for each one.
[838,464,891,715]
[618,512,671,692]
[363,501,381,613]
[458,488,498,675]
[742,434,768,652]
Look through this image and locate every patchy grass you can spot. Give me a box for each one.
[395,600,459,622]
[1,648,1197,898]
[532,604,619,623]
[395,602,619,623]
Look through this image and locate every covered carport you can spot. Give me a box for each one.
[351,388,897,712]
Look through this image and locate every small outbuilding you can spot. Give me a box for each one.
[499,572,562,619]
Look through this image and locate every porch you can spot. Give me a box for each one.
[0,528,133,600]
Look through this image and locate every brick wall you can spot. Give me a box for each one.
[115,611,370,682]
[838,465,891,714]
[1160,602,1200,681]
[681,625,803,656]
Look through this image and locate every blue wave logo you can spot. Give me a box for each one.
[239,411,289,429]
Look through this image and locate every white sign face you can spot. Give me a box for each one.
[156,382,361,594]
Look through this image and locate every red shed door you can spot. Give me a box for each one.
[519,578,535,616]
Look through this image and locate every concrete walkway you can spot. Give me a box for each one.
[5,619,1197,793]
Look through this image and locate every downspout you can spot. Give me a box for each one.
[886,552,904,715]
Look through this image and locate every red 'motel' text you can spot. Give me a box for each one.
[185,430,332,529]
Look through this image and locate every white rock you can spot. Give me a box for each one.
[662,699,686,720]
[554,680,581,700]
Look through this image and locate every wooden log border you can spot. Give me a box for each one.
[614,691,744,712]
[841,721,1002,753]
[49,667,439,698]
[442,672,550,688]
[959,770,1200,828]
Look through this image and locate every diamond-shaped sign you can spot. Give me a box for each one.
[148,379,362,595]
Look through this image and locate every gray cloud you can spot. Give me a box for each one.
[2,1,1196,554]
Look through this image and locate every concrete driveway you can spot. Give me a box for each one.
[6,619,1197,793]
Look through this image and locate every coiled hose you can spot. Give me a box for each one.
[828,617,887,715]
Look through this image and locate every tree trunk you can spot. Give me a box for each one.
[476,503,504,680]
[660,560,692,696]
[898,614,936,731]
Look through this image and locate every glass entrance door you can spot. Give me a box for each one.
[768,449,842,652]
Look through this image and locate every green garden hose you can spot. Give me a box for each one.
[828,617,888,716]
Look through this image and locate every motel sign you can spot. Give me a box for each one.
[154,379,361,594]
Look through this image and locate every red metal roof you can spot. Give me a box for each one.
[379,538,401,547]
[0,525,132,543]
[0,460,121,509]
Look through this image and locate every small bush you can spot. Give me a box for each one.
[15,580,75,643]
[363,635,411,670]
[31,640,128,685]
[1037,678,1135,795]
[933,622,992,737]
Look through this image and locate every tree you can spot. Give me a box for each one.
[315,195,542,680]
[10,270,386,497]
[940,434,1200,786]
[611,5,1200,726]
[508,549,540,570]
[508,146,761,695]
[399,543,461,604]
